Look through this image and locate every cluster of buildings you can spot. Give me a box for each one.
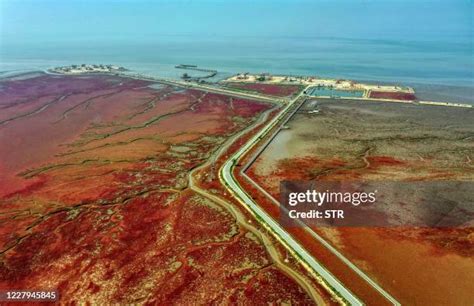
[227,73,413,95]
[50,64,126,75]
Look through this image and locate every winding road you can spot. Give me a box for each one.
[217,88,365,306]
[187,103,327,303]
[78,71,397,305]
[154,76,375,305]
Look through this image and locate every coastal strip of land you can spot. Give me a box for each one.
[46,65,472,109]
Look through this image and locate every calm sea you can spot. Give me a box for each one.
[1,36,473,103]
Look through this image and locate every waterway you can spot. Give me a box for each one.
[307,86,365,98]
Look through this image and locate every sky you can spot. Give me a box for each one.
[0,0,472,45]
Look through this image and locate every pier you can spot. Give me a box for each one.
[175,64,218,80]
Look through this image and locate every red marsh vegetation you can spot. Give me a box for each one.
[246,153,474,305]
[243,99,474,305]
[369,91,417,101]
[0,73,318,304]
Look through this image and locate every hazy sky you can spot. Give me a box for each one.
[1,0,472,44]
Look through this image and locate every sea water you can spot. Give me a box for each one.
[0,1,472,103]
